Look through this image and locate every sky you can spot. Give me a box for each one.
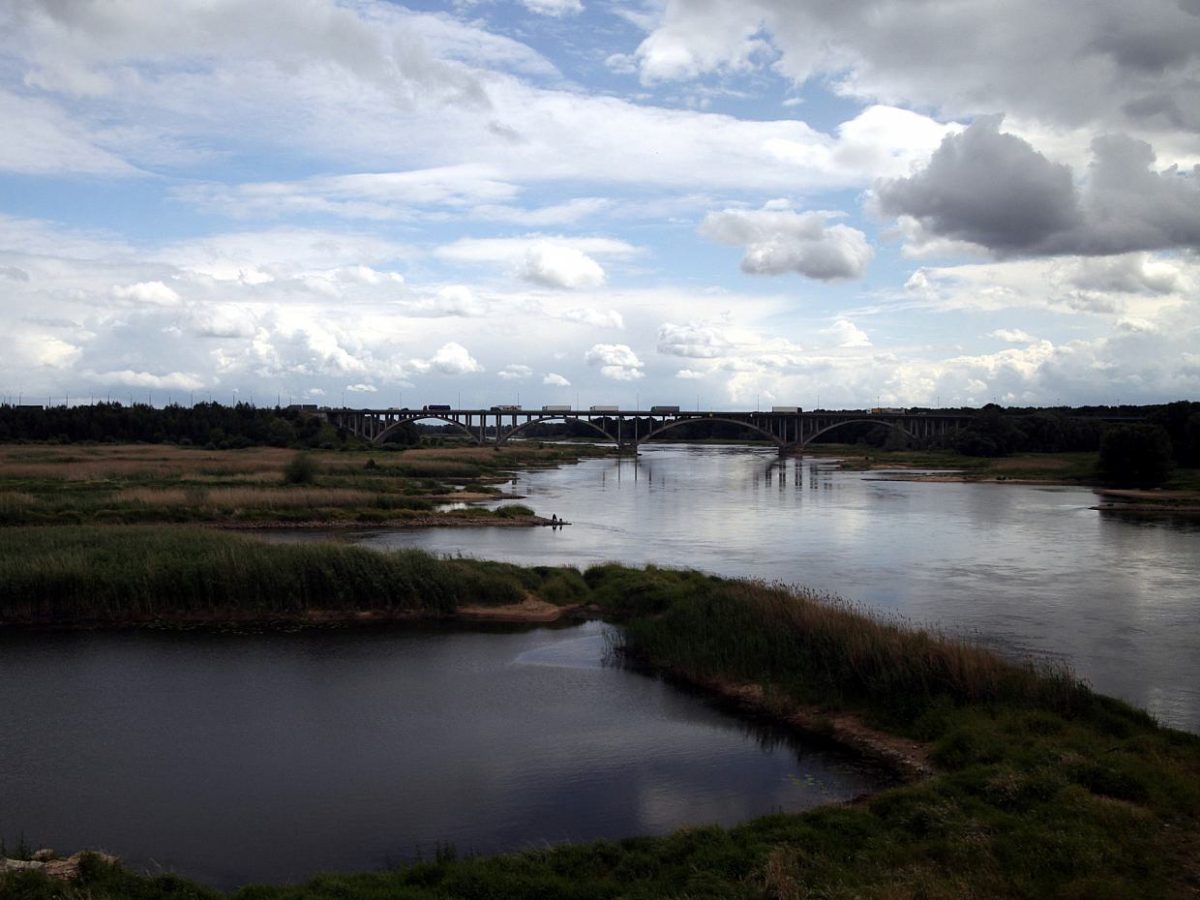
[1,0,1198,411]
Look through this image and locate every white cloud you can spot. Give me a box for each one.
[520,242,606,289]
[699,207,874,280]
[346,383,378,392]
[436,236,634,288]
[410,342,484,375]
[657,322,732,358]
[497,364,533,380]
[676,368,707,379]
[826,319,871,348]
[521,0,584,16]
[542,372,571,386]
[991,328,1037,343]
[86,369,205,391]
[111,281,182,307]
[177,166,519,221]
[585,343,645,380]
[401,285,486,318]
[0,89,141,176]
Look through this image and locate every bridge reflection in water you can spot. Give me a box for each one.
[324,407,970,454]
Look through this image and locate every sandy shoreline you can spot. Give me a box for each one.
[214,514,563,530]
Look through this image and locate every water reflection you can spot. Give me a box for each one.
[0,622,887,889]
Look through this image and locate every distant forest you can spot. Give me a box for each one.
[0,400,1197,469]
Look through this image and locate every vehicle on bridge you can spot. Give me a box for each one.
[870,407,906,415]
[542,405,571,412]
[590,405,618,412]
[650,405,680,413]
[423,404,451,412]
[491,404,521,411]
[771,406,802,413]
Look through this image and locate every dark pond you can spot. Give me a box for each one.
[0,621,886,889]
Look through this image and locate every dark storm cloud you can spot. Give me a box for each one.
[875,119,1080,253]
[876,120,1200,257]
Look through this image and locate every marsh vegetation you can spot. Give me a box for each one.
[0,443,608,527]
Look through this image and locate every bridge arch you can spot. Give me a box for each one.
[800,417,916,449]
[374,414,479,445]
[640,415,784,446]
[497,415,618,446]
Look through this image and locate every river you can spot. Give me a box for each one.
[344,444,1200,734]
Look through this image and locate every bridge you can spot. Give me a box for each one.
[324,407,973,454]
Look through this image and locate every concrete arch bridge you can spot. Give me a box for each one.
[324,407,971,454]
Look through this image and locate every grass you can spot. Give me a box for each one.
[0,527,597,622]
[0,443,611,526]
[813,445,1105,483]
[2,541,1198,898]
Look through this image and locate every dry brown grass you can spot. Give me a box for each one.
[115,486,375,509]
[991,455,1073,472]
[0,445,298,481]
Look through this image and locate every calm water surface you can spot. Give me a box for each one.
[0,621,885,889]
[341,445,1200,733]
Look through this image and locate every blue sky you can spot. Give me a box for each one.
[1,0,1198,409]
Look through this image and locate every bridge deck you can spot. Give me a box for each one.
[324,408,973,452]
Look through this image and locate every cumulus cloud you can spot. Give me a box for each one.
[585,343,644,380]
[111,281,182,307]
[555,307,624,329]
[698,207,873,280]
[877,120,1200,257]
[400,285,486,318]
[676,368,707,379]
[410,342,484,375]
[875,119,1080,253]
[1065,253,1186,294]
[826,319,871,348]
[436,236,635,289]
[520,242,606,289]
[542,372,571,386]
[657,322,732,358]
[346,383,378,392]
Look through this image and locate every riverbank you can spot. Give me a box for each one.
[2,529,1198,898]
[809,445,1200,511]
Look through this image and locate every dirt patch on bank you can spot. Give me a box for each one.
[458,596,578,623]
[678,676,934,783]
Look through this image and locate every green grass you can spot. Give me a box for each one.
[0,527,597,622]
[3,542,1199,898]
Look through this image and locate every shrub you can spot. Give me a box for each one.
[1099,424,1173,485]
[282,452,318,484]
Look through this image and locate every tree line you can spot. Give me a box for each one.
[1,400,1196,484]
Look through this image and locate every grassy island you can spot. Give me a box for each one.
[2,528,1199,898]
